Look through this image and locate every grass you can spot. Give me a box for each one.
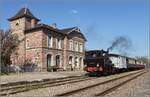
[0,72,17,76]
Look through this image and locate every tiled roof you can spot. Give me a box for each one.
[60,27,87,40]
[25,24,86,41]
[8,7,40,21]
[60,27,77,34]
[25,23,64,34]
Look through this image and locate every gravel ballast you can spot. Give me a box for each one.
[104,69,150,97]
[2,70,144,97]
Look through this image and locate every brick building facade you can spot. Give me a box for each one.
[9,7,86,72]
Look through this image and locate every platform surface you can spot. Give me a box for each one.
[0,71,87,84]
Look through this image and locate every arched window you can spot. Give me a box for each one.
[56,55,60,67]
[69,56,73,65]
[47,54,52,70]
[79,57,82,68]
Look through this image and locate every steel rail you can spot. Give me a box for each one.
[1,76,87,91]
[1,75,84,87]
[0,76,92,96]
[95,71,148,96]
[55,70,145,96]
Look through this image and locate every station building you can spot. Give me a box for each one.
[9,7,86,72]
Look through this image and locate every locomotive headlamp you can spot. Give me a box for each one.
[97,64,99,67]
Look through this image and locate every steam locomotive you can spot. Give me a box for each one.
[84,50,145,76]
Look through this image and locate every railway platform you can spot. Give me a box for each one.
[0,70,148,97]
[0,71,86,85]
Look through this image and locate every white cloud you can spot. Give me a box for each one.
[71,9,78,14]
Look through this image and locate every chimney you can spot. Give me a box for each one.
[50,23,57,29]
[31,19,37,28]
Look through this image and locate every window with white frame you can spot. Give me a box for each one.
[75,42,78,51]
[69,40,73,51]
[79,44,83,52]
[58,38,61,49]
[56,38,61,49]
[82,44,84,52]
[71,41,73,51]
[73,41,75,51]
[74,41,76,51]
[47,33,52,48]
[77,42,79,52]
[69,41,71,50]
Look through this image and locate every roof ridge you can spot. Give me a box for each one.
[8,7,40,21]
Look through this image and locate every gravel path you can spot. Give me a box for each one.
[104,69,150,97]
[3,70,142,97]
[0,71,86,84]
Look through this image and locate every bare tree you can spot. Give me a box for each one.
[0,30,20,72]
[135,56,149,67]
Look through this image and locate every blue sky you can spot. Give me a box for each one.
[0,0,149,57]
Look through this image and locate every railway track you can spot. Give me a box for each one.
[94,70,147,96]
[0,75,93,96]
[55,70,147,97]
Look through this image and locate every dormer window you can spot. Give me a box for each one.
[75,28,80,32]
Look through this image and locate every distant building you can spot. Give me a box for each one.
[9,7,86,72]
